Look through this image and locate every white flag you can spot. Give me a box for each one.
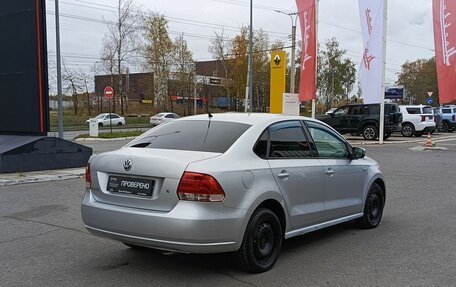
[358,0,384,104]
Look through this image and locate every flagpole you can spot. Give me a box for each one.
[379,0,388,144]
[312,0,319,119]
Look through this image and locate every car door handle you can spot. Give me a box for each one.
[325,168,335,176]
[277,171,290,179]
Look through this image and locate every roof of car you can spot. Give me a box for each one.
[181,112,314,125]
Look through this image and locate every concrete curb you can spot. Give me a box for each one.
[0,168,85,187]
[348,135,456,146]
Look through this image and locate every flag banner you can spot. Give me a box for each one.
[296,0,316,102]
[358,0,384,104]
[433,0,456,104]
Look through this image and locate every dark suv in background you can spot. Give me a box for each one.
[318,103,403,140]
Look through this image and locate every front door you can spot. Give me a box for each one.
[305,121,365,221]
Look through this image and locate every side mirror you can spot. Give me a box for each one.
[352,147,366,159]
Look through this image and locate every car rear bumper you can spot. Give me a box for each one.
[81,190,246,253]
[415,123,436,132]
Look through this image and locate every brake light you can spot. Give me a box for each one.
[85,163,92,189]
[177,172,225,202]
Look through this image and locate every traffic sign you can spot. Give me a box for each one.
[427,97,433,104]
[104,86,114,99]
[427,91,433,97]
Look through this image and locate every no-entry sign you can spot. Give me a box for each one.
[104,86,114,99]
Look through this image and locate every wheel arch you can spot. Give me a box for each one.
[401,121,414,127]
[373,178,386,203]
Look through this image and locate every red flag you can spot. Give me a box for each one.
[296,0,317,102]
[433,0,456,104]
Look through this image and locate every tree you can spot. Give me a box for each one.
[101,0,141,114]
[173,34,195,116]
[396,58,438,105]
[317,38,356,111]
[62,64,82,115]
[143,12,174,111]
[228,26,249,109]
[252,29,270,111]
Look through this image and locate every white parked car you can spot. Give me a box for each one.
[398,105,436,137]
[86,113,126,127]
[150,112,180,126]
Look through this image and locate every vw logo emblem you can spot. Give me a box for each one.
[123,159,132,171]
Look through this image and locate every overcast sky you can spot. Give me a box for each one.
[45,0,435,89]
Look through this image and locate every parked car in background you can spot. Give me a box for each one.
[86,113,126,127]
[439,105,456,132]
[318,103,402,140]
[398,105,435,137]
[81,113,386,273]
[150,112,180,126]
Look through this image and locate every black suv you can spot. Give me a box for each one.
[318,103,403,140]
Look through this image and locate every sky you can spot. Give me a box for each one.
[45,0,436,91]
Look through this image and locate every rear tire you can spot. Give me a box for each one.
[98,122,103,127]
[239,208,283,273]
[357,183,385,229]
[401,123,414,137]
[362,125,378,140]
[117,122,123,126]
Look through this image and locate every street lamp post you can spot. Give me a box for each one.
[275,10,299,94]
[55,0,63,138]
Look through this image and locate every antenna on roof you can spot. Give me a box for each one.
[204,103,213,119]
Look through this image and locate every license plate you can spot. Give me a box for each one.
[107,176,154,197]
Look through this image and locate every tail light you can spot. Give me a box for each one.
[85,163,92,189]
[177,172,225,202]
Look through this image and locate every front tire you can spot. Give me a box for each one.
[239,208,283,273]
[357,183,385,229]
[362,125,378,140]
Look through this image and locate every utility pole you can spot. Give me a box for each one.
[245,0,254,112]
[275,10,299,94]
[55,0,63,138]
[194,61,197,115]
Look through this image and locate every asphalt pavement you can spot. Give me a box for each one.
[1,138,456,286]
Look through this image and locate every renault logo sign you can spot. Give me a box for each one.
[274,55,281,65]
[123,159,132,171]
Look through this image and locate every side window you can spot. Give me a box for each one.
[253,130,268,158]
[165,114,174,118]
[268,121,311,158]
[334,106,349,116]
[110,114,119,119]
[367,105,380,115]
[305,121,349,159]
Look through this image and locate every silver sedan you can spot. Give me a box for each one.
[81,113,385,273]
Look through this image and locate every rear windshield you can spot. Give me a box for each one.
[127,120,251,153]
[441,109,452,113]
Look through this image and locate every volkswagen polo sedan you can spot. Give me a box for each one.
[81,113,385,273]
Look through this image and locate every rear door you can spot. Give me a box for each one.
[266,121,326,229]
[305,121,365,220]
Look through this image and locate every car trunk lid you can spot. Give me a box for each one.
[89,147,221,212]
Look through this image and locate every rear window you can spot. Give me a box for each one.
[442,109,452,113]
[406,108,421,114]
[422,107,432,114]
[127,120,251,153]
